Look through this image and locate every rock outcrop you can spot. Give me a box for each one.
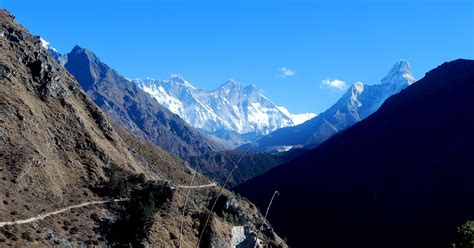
[0,9,286,247]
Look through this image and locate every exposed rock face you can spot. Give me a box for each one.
[0,8,164,245]
[115,125,288,248]
[0,9,287,247]
[58,45,218,158]
[231,226,254,247]
[0,9,148,219]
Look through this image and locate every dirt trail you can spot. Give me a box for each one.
[0,183,216,228]
[0,198,128,228]
[175,182,216,189]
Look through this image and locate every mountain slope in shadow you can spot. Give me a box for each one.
[236,59,474,248]
[247,60,415,153]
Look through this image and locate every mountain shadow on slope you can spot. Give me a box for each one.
[188,148,308,187]
[245,60,415,153]
[235,59,474,248]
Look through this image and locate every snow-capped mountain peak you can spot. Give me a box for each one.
[169,74,195,88]
[337,60,416,121]
[381,60,416,87]
[249,60,417,153]
[218,79,242,92]
[134,76,315,134]
[224,78,240,86]
[39,37,58,52]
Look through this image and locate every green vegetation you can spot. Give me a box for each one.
[221,211,241,225]
[197,211,213,248]
[95,164,173,247]
[197,194,244,248]
[95,164,146,198]
[105,182,173,247]
[212,194,244,225]
[453,220,474,248]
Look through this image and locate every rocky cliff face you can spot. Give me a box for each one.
[0,9,286,247]
[0,9,148,217]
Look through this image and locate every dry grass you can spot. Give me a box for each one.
[0,9,287,247]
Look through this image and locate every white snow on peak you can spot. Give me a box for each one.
[39,37,58,52]
[277,106,316,125]
[381,60,416,86]
[39,37,50,49]
[170,74,195,89]
[134,76,315,134]
[330,60,416,125]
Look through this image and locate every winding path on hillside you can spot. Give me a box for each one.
[0,199,128,228]
[175,182,216,189]
[0,183,216,228]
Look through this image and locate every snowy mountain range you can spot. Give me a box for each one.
[134,76,315,135]
[39,37,313,148]
[247,60,416,152]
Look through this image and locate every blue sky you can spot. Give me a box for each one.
[3,0,473,114]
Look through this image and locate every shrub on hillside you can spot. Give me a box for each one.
[94,164,146,198]
[453,220,474,248]
[197,211,213,248]
[104,182,174,247]
[211,194,244,225]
